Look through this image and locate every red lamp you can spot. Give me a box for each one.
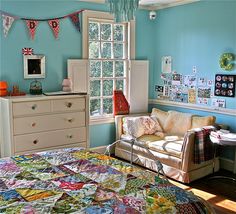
[0,81,8,96]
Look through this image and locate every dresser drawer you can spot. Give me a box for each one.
[14,142,87,156]
[13,100,51,116]
[13,112,85,135]
[52,98,85,112]
[14,127,87,153]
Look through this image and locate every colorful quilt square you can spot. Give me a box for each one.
[15,158,51,172]
[11,154,40,163]
[30,166,66,181]
[0,190,24,207]
[0,159,21,177]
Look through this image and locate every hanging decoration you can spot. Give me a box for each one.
[22,47,34,55]
[219,53,235,71]
[106,0,140,23]
[48,19,60,38]
[69,11,81,32]
[0,10,83,39]
[26,20,38,40]
[2,14,15,37]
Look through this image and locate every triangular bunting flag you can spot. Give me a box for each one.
[48,19,60,38]
[2,14,15,37]
[69,12,81,32]
[26,20,39,40]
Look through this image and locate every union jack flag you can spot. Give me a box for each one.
[22,48,34,55]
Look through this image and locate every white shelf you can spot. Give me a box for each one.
[149,99,236,116]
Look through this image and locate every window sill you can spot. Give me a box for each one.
[89,116,115,125]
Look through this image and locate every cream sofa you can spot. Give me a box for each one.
[115,108,220,183]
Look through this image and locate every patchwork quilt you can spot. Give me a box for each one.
[0,147,212,213]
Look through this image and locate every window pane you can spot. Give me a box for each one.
[103,98,113,115]
[101,42,112,58]
[90,99,101,116]
[115,79,124,91]
[115,61,124,77]
[89,22,99,40]
[89,42,100,59]
[90,61,101,77]
[114,24,124,41]
[103,61,113,77]
[90,80,101,97]
[114,43,123,59]
[101,23,111,41]
[103,80,113,96]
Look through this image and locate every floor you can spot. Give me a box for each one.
[168,170,236,214]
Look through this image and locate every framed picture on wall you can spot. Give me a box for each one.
[24,55,45,79]
[214,74,235,97]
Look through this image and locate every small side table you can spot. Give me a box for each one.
[210,133,236,182]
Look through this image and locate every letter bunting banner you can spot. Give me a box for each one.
[48,19,60,38]
[0,10,83,39]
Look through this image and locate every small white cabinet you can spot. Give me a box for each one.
[0,95,89,157]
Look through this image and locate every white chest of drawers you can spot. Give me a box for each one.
[0,95,89,157]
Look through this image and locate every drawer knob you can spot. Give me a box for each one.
[33,139,38,144]
[66,102,72,108]
[31,104,37,110]
[31,122,36,127]
[67,134,73,139]
[67,118,73,123]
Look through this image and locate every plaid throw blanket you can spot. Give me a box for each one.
[193,126,216,164]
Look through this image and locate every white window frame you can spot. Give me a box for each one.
[82,10,135,124]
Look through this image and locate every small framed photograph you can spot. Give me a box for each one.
[24,55,45,79]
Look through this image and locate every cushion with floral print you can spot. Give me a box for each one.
[123,116,163,138]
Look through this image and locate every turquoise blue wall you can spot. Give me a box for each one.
[152,1,236,108]
[153,1,236,105]
[1,1,235,158]
[0,0,154,147]
[151,1,236,160]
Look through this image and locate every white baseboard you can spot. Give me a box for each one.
[220,157,234,172]
[90,145,107,154]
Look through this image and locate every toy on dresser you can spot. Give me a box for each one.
[62,78,72,92]
[29,80,42,95]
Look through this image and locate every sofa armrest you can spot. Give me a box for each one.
[115,113,150,140]
[181,125,218,171]
[181,130,196,172]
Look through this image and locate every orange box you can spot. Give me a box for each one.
[0,81,8,96]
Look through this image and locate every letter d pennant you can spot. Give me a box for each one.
[25,20,39,40]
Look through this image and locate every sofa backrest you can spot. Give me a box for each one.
[151,108,216,136]
[191,116,216,129]
[115,109,216,140]
[151,108,168,130]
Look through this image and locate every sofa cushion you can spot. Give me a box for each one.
[148,135,184,158]
[137,134,164,142]
[191,116,216,129]
[163,111,192,136]
[122,116,163,138]
[121,134,183,158]
[151,108,169,129]
[116,140,182,169]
